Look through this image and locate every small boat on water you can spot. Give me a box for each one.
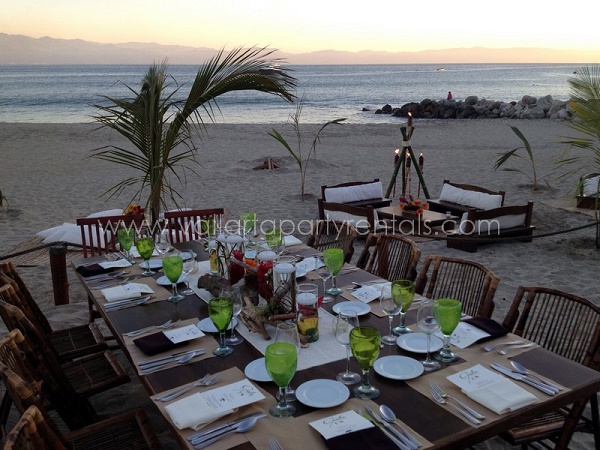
[436,68,446,72]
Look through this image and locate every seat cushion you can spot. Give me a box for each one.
[458,212,527,235]
[440,184,503,210]
[324,181,383,204]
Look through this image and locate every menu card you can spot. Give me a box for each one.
[101,283,154,301]
[351,282,390,303]
[446,364,503,392]
[164,324,205,344]
[309,410,374,439]
[434,322,490,349]
[296,257,324,274]
[99,258,133,269]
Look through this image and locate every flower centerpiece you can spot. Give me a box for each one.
[123,203,145,215]
[399,195,428,215]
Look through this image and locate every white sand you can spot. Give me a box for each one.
[0,120,598,448]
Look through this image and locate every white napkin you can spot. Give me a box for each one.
[164,393,233,430]
[130,246,159,258]
[101,283,154,302]
[465,378,538,414]
[283,235,303,246]
[99,259,133,269]
[295,256,324,274]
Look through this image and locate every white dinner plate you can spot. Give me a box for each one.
[397,333,443,354]
[296,379,350,408]
[156,274,187,286]
[373,355,424,380]
[244,357,271,382]
[332,301,371,316]
[196,317,238,333]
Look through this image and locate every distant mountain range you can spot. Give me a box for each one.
[0,33,597,65]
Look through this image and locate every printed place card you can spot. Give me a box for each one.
[164,324,205,344]
[296,257,324,274]
[99,258,133,269]
[201,379,265,413]
[434,321,490,349]
[446,364,504,393]
[309,410,374,439]
[351,283,389,303]
[101,283,154,302]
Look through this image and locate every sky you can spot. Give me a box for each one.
[2,0,599,58]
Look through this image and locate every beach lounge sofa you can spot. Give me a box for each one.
[317,179,391,234]
[576,172,600,209]
[446,201,535,252]
[428,180,505,216]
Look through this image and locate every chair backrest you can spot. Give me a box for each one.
[76,213,145,257]
[164,208,225,243]
[3,405,67,450]
[356,233,421,282]
[0,263,52,334]
[415,255,499,318]
[442,179,506,205]
[306,220,358,263]
[502,286,600,367]
[0,330,43,396]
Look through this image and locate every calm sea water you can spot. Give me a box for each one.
[0,63,580,124]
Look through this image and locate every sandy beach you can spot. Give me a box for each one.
[0,120,598,448]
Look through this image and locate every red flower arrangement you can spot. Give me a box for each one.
[123,203,145,215]
[399,195,428,215]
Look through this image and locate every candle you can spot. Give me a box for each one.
[407,111,413,127]
[406,153,411,168]
[419,152,424,168]
[394,148,400,165]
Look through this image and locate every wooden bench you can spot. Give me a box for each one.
[428,180,505,216]
[576,172,600,209]
[446,201,535,253]
[318,179,391,234]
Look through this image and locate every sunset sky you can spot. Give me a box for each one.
[2,0,599,60]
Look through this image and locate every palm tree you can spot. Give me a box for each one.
[91,47,296,224]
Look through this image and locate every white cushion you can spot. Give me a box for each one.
[459,213,526,235]
[323,209,376,232]
[38,222,106,247]
[583,176,600,197]
[439,184,502,210]
[36,224,65,239]
[86,208,124,218]
[324,181,384,204]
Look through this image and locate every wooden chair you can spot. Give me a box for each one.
[75,213,145,258]
[0,293,130,428]
[414,255,499,318]
[0,262,108,361]
[500,286,600,449]
[306,220,358,263]
[0,364,162,449]
[164,208,225,243]
[356,233,421,282]
[3,405,66,450]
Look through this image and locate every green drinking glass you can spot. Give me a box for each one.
[433,298,462,363]
[392,280,416,335]
[349,326,381,400]
[163,255,184,303]
[323,248,344,296]
[265,228,283,253]
[208,297,234,357]
[265,342,297,417]
[240,212,256,243]
[136,235,155,276]
[117,227,134,262]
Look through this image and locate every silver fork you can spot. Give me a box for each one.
[156,373,222,402]
[268,437,284,450]
[123,319,178,337]
[430,388,481,425]
[481,340,525,352]
[429,382,485,419]
[499,342,537,355]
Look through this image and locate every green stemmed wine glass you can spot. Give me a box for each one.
[392,280,415,335]
[163,254,185,302]
[208,297,234,357]
[265,228,283,254]
[349,326,381,400]
[433,298,462,363]
[117,227,134,263]
[323,248,344,296]
[136,233,155,276]
[240,212,256,244]
[265,341,297,418]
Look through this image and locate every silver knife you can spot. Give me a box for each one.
[138,348,206,366]
[103,295,152,309]
[83,270,127,281]
[187,413,266,443]
[490,363,558,395]
[138,349,205,369]
[365,407,415,450]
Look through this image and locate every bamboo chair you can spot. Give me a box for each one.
[0,294,130,427]
[356,233,421,281]
[414,255,499,318]
[499,286,600,449]
[164,208,225,243]
[0,262,108,361]
[306,220,358,263]
[3,405,65,450]
[1,364,162,449]
[75,213,145,258]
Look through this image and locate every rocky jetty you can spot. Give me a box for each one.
[374,95,571,120]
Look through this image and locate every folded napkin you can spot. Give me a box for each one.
[130,246,159,258]
[462,317,508,342]
[283,235,303,246]
[101,283,154,302]
[323,427,392,450]
[98,258,132,269]
[133,331,189,356]
[76,263,113,278]
[465,378,538,414]
[164,392,233,430]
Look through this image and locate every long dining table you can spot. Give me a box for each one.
[73,240,600,450]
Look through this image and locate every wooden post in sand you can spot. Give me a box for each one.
[49,245,69,305]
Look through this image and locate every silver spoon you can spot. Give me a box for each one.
[192,415,263,448]
[379,405,422,448]
[511,361,562,391]
[141,351,196,374]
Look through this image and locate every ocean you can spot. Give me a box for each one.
[0,63,581,124]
